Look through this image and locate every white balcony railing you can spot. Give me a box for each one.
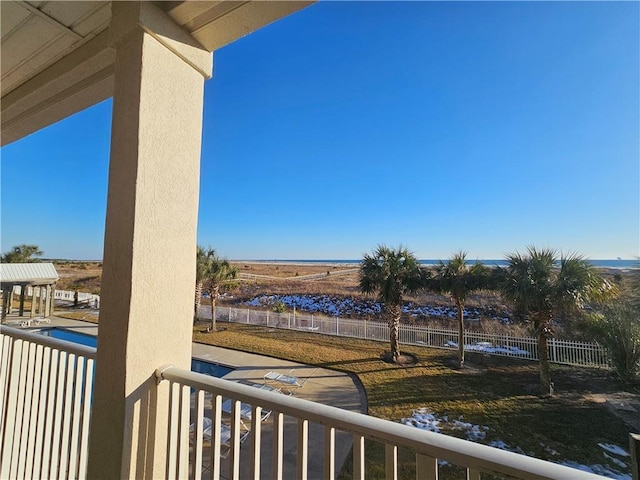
[0,326,96,479]
[157,365,607,480]
[1,326,610,480]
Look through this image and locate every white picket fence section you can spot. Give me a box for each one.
[13,285,100,308]
[200,305,610,368]
[53,290,100,308]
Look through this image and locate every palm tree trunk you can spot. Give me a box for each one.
[536,317,553,396]
[456,298,465,368]
[388,304,401,362]
[194,281,202,324]
[210,285,220,331]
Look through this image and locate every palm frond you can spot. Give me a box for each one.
[359,245,422,303]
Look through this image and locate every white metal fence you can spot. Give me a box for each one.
[54,289,100,308]
[201,306,610,368]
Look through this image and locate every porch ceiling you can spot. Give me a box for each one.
[1,1,111,99]
[1,0,314,146]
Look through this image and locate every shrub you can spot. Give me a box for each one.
[586,302,640,383]
[272,300,286,313]
[222,281,240,292]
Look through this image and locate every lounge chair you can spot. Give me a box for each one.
[190,417,249,460]
[220,398,271,425]
[246,380,292,396]
[263,370,305,393]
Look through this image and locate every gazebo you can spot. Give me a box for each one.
[0,262,59,321]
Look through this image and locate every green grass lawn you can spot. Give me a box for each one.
[193,322,635,479]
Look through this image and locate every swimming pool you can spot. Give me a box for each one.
[38,327,234,378]
[40,328,97,347]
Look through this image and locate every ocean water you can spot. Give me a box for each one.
[244,259,638,269]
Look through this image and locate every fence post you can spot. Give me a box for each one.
[293,307,296,327]
[311,315,314,330]
[288,313,291,330]
[336,317,339,336]
[229,308,231,322]
[266,310,269,326]
[631,433,640,480]
[364,320,367,340]
[247,308,249,324]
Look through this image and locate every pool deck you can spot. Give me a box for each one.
[8,315,367,479]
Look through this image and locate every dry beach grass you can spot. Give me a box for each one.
[53,261,102,294]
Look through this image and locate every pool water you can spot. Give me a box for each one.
[191,358,233,378]
[39,327,233,378]
[40,328,97,347]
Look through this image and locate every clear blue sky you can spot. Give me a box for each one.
[1,1,638,261]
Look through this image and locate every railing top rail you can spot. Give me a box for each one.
[157,365,605,480]
[0,325,97,359]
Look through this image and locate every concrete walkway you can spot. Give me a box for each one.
[11,315,367,479]
[191,341,366,479]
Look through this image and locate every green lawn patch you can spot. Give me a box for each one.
[194,322,636,478]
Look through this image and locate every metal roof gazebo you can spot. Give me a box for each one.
[0,262,59,322]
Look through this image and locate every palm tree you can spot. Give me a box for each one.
[433,251,490,368]
[1,244,43,263]
[194,246,215,324]
[359,245,423,362]
[203,253,237,331]
[500,246,615,396]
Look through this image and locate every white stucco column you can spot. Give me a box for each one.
[87,3,212,479]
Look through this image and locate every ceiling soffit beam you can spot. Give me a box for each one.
[16,1,84,41]
[0,73,114,147]
[167,1,249,32]
[1,2,213,146]
[111,2,212,79]
[1,30,115,146]
[2,29,113,115]
[187,1,316,52]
